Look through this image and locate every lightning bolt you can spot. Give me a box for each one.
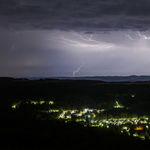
[53,36,87,47]
[72,32,110,45]
[51,33,115,48]
[125,33,139,41]
[73,62,84,77]
[137,31,150,40]
[48,32,116,77]
[125,31,150,41]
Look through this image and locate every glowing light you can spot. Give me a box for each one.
[114,101,124,108]
[71,111,75,114]
[133,132,138,137]
[40,101,45,104]
[123,127,127,130]
[134,126,143,130]
[49,109,59,112]
[88,114,91,118]
[73,62,84,77]
[12,102,21,108]
[49,101,54,105]
[31,101,38,105]
[12,104,16,108]
[84,108,88,112]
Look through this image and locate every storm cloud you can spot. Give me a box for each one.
[1,0,150,77]
[1,0,150,31]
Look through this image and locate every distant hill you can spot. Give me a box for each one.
[14,75,150,82]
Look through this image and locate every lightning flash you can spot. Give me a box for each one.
[52,33,115,48]
[73,62,84,77]
[137,31,150,40]
[125,31,150,41]
[48,32,116,77]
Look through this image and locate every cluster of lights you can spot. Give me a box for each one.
[40,101,45,105]
[49,101,54,105]
[31,101,38,105]
[12,99,150,140]
[12,102,21,108]
[59,111,66,118]
[114,101,124,108]
[12,104,17,109]
[12,100,55,108]
[49,109,59,113]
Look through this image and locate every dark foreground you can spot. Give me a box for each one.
[1,77,150,149]
[0,110,150,150]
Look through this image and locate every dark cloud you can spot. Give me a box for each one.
[1,0,150,31]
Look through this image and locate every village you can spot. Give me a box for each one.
[12,100,150,140]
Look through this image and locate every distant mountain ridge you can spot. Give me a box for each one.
[13,75,150,82]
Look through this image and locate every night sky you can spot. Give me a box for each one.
[1,0,150,77]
